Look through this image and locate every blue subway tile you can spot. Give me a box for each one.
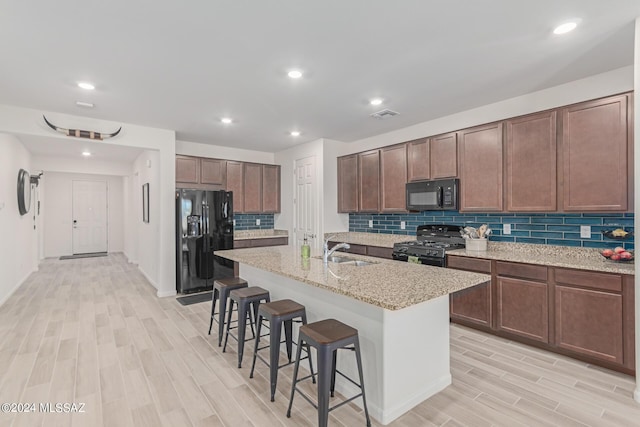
[603,218,634,226]
[513,224,546,231]
[515,237,546,244]
[564,217,603,225]
[531,217,563,224]
[504,217,531,223]
[547,225,580,232]
[530,231,564,239]
[490,236,515,242]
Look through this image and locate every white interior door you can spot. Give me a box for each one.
[72,180,108,254]
[294,156,317,247]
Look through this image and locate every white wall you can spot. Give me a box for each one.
[0,134,38,305]
[41,172,124,257]
[176,140,275,164]
[32,155,131,176]
[0,105,176,298]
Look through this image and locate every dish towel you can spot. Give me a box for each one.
[408,255,421,264]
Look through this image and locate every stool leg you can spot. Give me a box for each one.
[316,345,332,427]
[301,312,316,384]
[284,319,293,363]
[286,335,305,418]
[222,299,235,353]
[330,349,337,398]
[236,299,248,368]
[269,318,283,401]
[354,339,371,427]
[208,289,218,335]
[217,289,229,346]
[249,315,263,379]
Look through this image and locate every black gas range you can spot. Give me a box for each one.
[392,225,466,267]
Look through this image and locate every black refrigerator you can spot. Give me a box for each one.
[176,189,234,294]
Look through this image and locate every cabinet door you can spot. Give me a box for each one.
[407,138,430,182]
[176,155,199,184]
[459,123,503,212]
[243,163,263,213]
[496,276,548,343]
[506,111,557,211]
[430,132,458,178]
[380,144,408,212]
[450,283,492,328]
[200,158,226,185]
[226,161,244,213]
[337,155,359,212]
[358,150,380,212]
[562,94,629,211]
[262,165,281,213]
[555,285,623,364]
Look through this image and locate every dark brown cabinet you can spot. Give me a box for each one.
[430,132,458,179]
[407,138,430,182]
[447,256,492,329]
[358,150,380,212]
[176,155,200,184]
[495,262,549,343]
[262,164,281,213]
[380,144,408,212]
[226,161,244,213]
[561,94,631,211]
[459,123,503,212]
[505,111,557,212]
[243,163,263,213]
[327,242,391,259]
[234,236,288,248]
[337,155,359,213]
[201,158,226,185]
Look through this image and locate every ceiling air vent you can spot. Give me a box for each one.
[370,109,399,119]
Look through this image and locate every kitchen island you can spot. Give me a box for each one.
[215,246,490,424]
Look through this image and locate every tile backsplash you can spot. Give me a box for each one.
[349,212,634,250]
[234,214,274,231]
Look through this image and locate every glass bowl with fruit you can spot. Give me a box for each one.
[601,247,634,262]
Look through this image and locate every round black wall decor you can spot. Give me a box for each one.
[17,168,31,215]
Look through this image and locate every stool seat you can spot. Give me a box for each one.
[231,286,270,299]
[259,299,305,317]
[208,277,249,346]
[300,319,357,345]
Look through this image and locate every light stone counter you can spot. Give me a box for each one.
[448,241,635,276]
[215,245,489,310]
[323,231,414,248]
[234,229,288,240]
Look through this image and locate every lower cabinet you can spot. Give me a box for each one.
[447,256,635,373]
[233,237,288,249]
[327,242,392,259]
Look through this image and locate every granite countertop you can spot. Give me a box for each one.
[448,241,635,276]
[215,246,490,310]
[324,232,414,248]
[234,229,288,240]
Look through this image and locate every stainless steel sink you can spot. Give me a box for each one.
[343,260,376,267]
[325,255,355,263]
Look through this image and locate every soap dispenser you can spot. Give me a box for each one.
[301,233,310,259]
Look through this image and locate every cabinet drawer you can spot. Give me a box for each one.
[555,268,622,293]
[447,256,491,273]
[496,261,547,282]
[366,246,393,259]
[254,237,288,247]
[233,240,251,249]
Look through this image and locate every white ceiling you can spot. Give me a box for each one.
[1,1,639,154]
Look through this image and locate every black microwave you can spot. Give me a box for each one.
[406,178,458,211]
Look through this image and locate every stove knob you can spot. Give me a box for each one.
[399,247,407,253]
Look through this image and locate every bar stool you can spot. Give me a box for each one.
[208,277,248,346]
[249,299,315,401]
[286,318,371,427]
[223,286,270,368]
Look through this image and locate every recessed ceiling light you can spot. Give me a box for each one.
[553,21,578,35]
[82,151,91,157]
[221,117,233,124]
[76,101,94,108]
[370,98,383,106]
[290,131,301,137]
[287,70,303,79]
[77,82,95,90]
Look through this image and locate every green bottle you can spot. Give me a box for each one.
[301,234,310,259]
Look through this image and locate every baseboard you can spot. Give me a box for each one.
[634,388,640,403]
[139,267,158,290]
[123,251,137,265]
[0,269,35,307]
[157,289,177,298]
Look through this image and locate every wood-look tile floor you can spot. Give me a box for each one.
[1,254,639,426]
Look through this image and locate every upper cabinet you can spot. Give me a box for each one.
[176,155,200,184]
[561,94,631,212]
[430,132,458,179]
[243,163,264,213]
[337,155,359,213]
[407,138,430,182]
[459,123,504,212]
[505,111,557,212]
[226,161,244,213]
[262,164,281,213]
[380,144,408,212]
[358,150,381,212]
[201,158,226,186]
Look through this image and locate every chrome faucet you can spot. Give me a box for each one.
[323,235,351,264]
